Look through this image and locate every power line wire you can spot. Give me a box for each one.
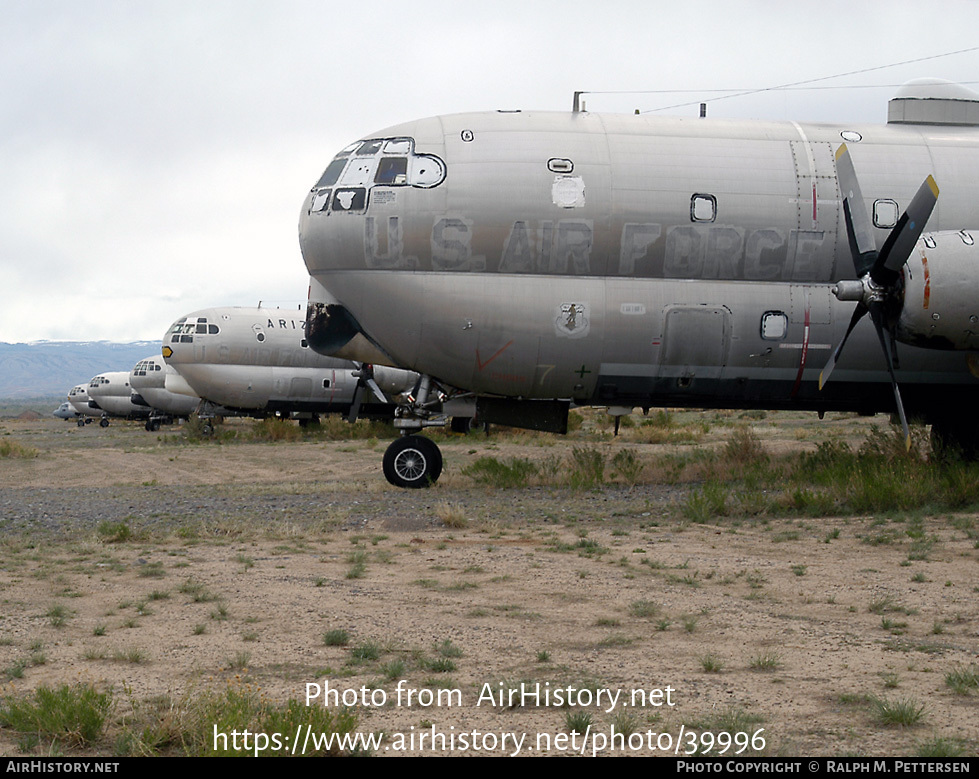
[643,46,979,113]
[576,46,979,113]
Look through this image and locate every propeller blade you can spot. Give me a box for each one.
[867,301,912,451]
[365,376,386,404]
[872,175,939,285]
[835,144,878,275]
[819,303,867,390]
[347,363,387,422]
[347,381,365,423]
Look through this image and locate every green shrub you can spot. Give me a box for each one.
[0,683,112,748]
[462,456,539,488]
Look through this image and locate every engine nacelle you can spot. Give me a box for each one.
[897,230,979,350]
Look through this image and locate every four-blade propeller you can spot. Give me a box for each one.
[819,144,939,450]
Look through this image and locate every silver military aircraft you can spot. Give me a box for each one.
[68,381,130,427]
[53,401,78,421]
[67,383,96,425]
[129,355,206,431]
[298,79,979,488]
[162,305,418,424]
[87,372,152,427]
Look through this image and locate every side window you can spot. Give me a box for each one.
[691,194,717,223]
[873,199,899,229]
[760,311,788,340]
[408,154,446,188]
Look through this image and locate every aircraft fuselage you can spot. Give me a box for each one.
[300,98,979,423]
[163,306,416,414]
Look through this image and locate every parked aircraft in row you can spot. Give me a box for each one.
[52,402,77,420]
[59,305,421,433]
[129,355,209,431]
[160,305,419,426]
[298,79,979,487]
[67,383,100,426]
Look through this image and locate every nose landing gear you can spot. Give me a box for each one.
[380,374,454,488]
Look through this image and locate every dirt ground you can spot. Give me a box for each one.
[0,414,976,757]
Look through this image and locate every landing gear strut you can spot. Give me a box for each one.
[380,374,451,488]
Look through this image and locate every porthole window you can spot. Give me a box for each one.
[761,311,788,340]
[873,199,899,229]
[691,194,717,223]
[548,158,574,173]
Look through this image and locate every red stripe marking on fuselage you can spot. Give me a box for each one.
[476,340,515,371]
[791,299,811,398]
[921,254,931,309]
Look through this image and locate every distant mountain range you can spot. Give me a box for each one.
[0,341,160,399]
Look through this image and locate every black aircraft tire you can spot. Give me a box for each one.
[450,416,472,434]
[383,436,443,488]
[99,417,109,428]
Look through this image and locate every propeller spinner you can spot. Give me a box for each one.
[819,144,939,450]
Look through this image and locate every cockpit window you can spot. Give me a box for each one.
[168,318,218,342]
[339,158,377,187]
[383,139,411,155]
[315,159,347,189]
[357,140,383,156]
[308,136,446,216]
[333,142,359,159]
[375,157,408,185]
[133,359,161,376]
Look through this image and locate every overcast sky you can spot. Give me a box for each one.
[3,0,978,343]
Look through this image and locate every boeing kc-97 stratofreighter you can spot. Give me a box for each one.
[162,305,418,426]
[298,78,979,488]
[87,372,152,427]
